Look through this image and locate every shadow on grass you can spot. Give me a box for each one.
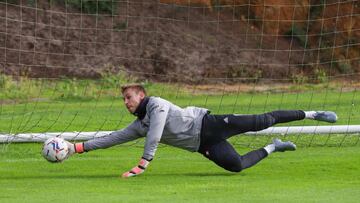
[0,172,242,180]
[149,172,243,177]
[182,172,239,177]
[0,174,118,180]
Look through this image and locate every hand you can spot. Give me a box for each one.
[65,140,76,157]
[122,158,150,178]
[64,141,84,159]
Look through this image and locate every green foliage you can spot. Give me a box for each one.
[286,24,309,48]
[113,22,128,31]
[26,0,36,7]
[0,0,35,5]
[1,0,117,15]
[0,74,42,100]
[64,0,117,15]
[0,70,137,101]
[291,72,308,84]
[0,73,9,89]
[226,65,263,81]
[100,66,136,89]
[337,62,353,74]
[0,0,19,4]
[313,68,328,83]
[55,78,93,100]
[211,0,222,11]
[309,0,326,20]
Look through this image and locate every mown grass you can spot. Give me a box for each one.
[0,143,359,203]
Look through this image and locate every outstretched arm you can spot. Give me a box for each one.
[66,120,142,156]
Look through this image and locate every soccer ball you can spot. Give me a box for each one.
[42,137,69,163]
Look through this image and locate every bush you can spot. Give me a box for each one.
[0,0,19,4]
[55,0,117,15]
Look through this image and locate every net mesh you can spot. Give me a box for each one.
[0,0,359,147]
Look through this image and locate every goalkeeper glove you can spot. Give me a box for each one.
[65,141,85,158]
[122,158,151,178]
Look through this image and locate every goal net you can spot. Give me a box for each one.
[0,0,359,147]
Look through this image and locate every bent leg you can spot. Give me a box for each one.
[198,140,268,172]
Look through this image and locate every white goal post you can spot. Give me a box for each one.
[1,125,360,143]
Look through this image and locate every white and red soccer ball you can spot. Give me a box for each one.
[42,137,69,163]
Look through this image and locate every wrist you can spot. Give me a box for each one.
[74,143,85,153]
[139,157,151,169]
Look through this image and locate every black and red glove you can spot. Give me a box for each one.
[122,158,151,178]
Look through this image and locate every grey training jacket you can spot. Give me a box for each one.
[84,97,209,160]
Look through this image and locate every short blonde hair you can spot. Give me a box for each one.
[121,83,147,95]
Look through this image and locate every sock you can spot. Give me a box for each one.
[263,143,275,155]
[304,111,317,119]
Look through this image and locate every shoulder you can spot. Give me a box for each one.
[146,97,171,113]
[148,96,168,103]
[148,96,170,107]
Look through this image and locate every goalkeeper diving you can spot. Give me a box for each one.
[65,84,338,178]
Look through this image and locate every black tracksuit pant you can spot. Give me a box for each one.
[198,110,305,172]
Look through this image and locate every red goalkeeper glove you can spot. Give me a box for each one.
[122,158,150,178]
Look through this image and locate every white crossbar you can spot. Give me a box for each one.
[1,125,360,143]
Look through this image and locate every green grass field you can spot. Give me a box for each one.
[1,143,360,202]
[1,78,360,202]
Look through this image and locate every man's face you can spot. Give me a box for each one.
[122,88,145,113]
